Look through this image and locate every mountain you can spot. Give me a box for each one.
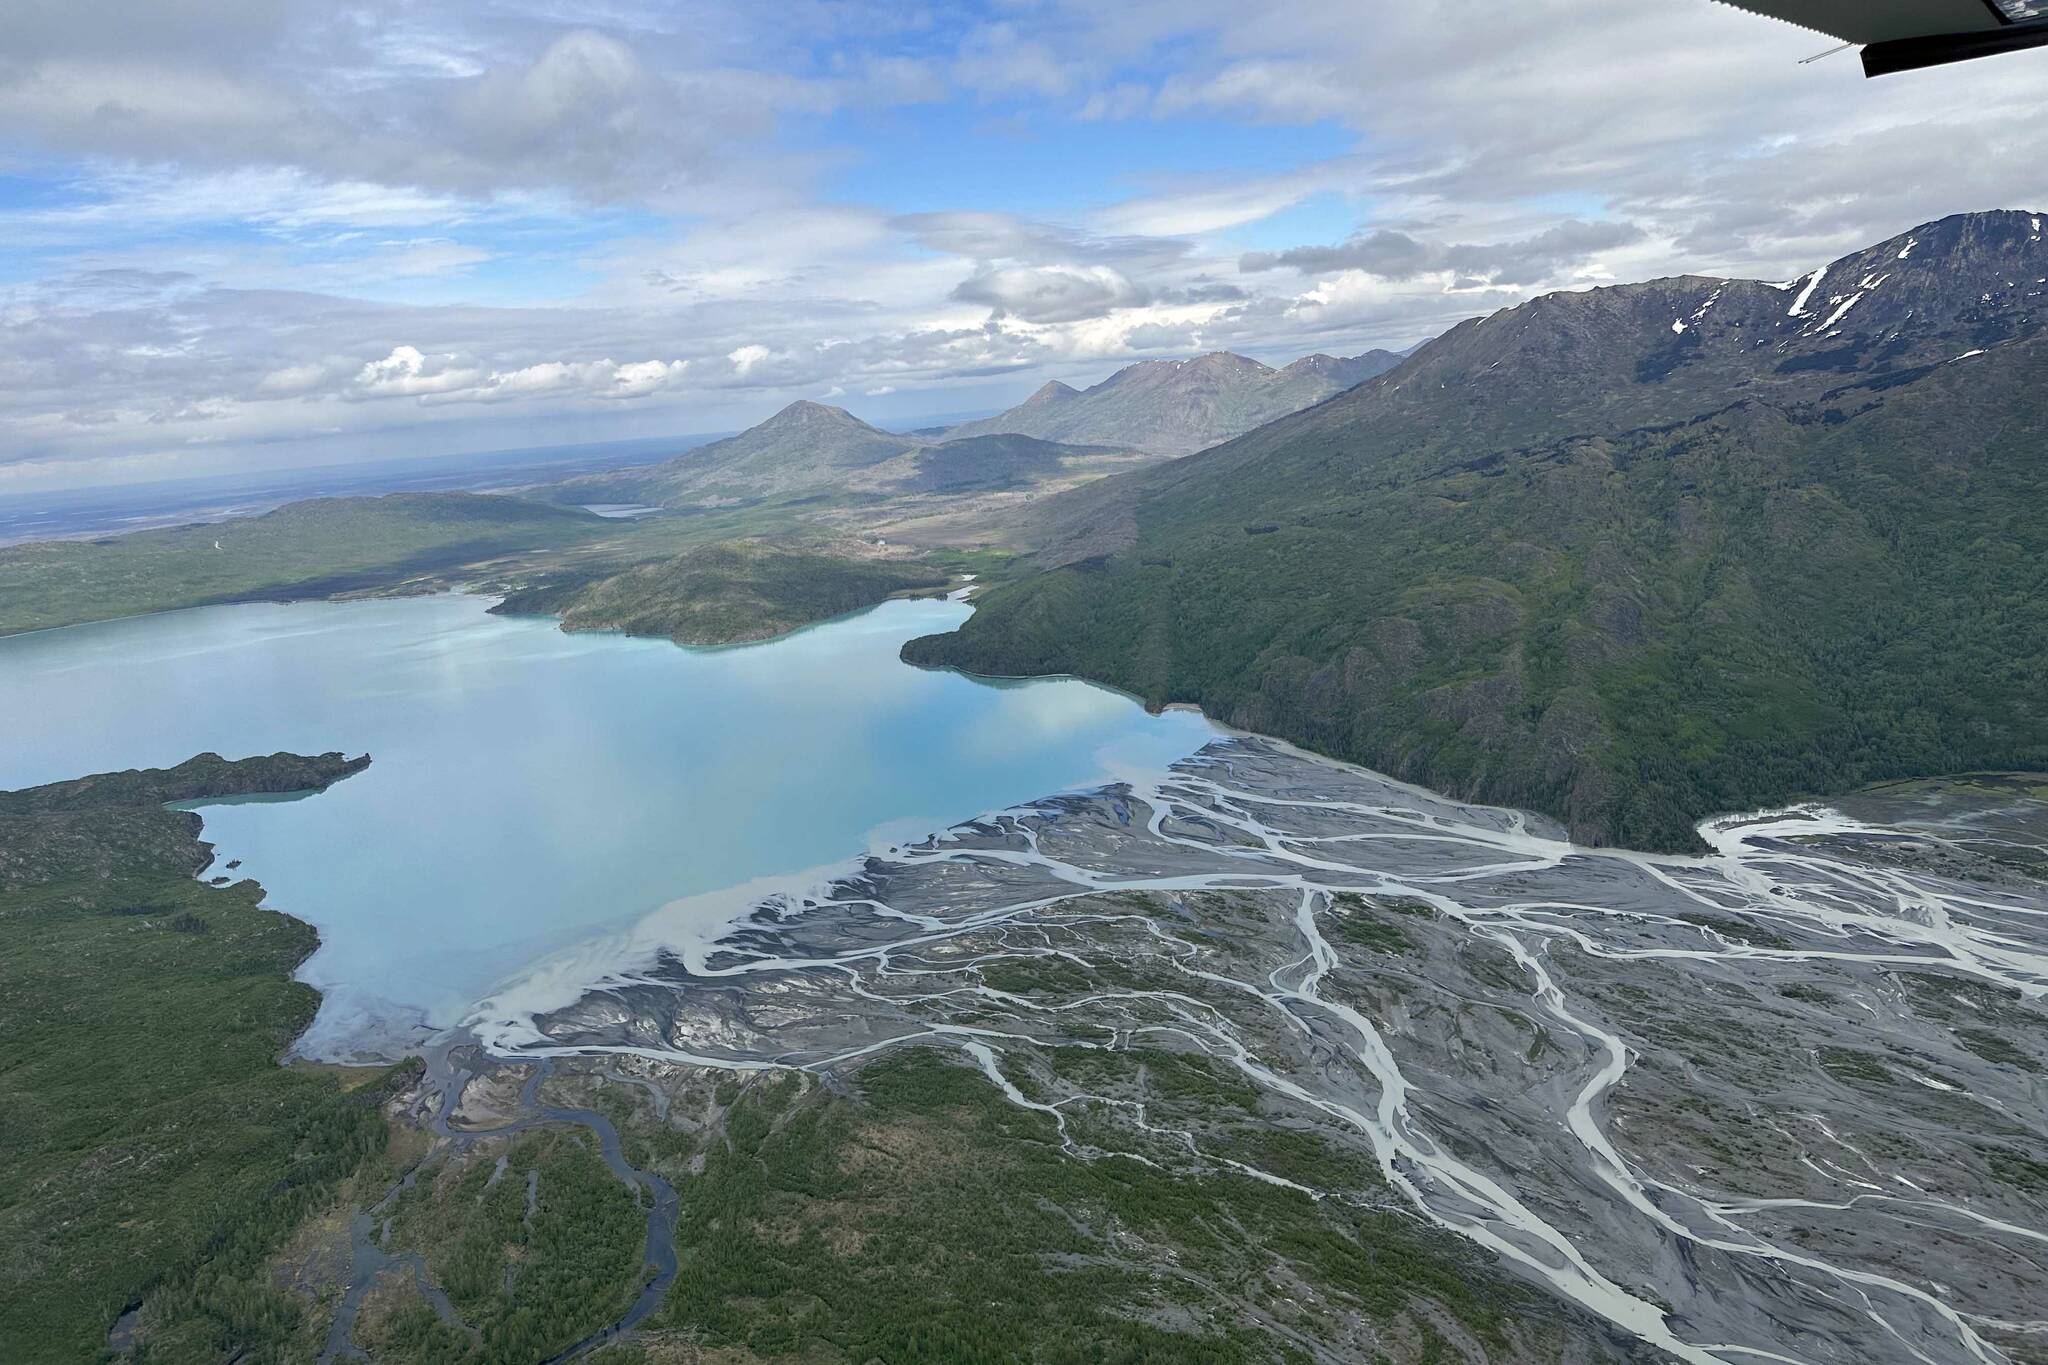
[549,402,1132,507]
[555,400,927,505]
[908,211,2048,852]
[545,346,1412,508]
[942,348,1405,455]
[1279,350,1407,391]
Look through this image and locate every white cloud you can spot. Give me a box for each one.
[602,359,690,399]
[1242,219,1648,286]
[727,344,773,376]
[380,240,492,278]
[258,361,344,396]
[1098,172,1330,238]
[2,0,2045,491]
[352,346,486,399]
[344,348,691,405]
[951,264,1149,324]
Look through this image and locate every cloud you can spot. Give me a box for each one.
[953,23,1070,98]
[951,264,1150,323]
[379,240,493,278]
[0,16,853,208]
[343,347,692,405]
[727,344,773,376]
[893,211,1189,271]
[352,346,486,399]
[1243,219,1648,286]
[1097,170,1333,237]
[258,361,345,396]
[891,209,1197,326]
[3,0,2046,492]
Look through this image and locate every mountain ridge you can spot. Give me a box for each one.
[547,342,1408,506]
[908,210,2048,851]
[1010,210,2048,565]
[943,347,1405,454]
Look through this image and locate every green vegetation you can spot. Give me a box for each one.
[1955,1028,2042,1073]
[1986,1146,2048,1193]
[1323,897,1421,956]
[629,1047,1564,1364]
[0,492,604,635]
[1212,1127,1387,1193]
[0,477,953,651]
[0,749,369,817]
[912,330,2048,851]
[1778,983,1835,1005]
[977,954,1096,996]
[919,542,1027,587]
[365,1129,648,1363]
[899,434,1077,493]
[492,540,950,646]
[1818,1047,1894,1085]
[0,752,399,1364]
[1039,1044,1266,1115]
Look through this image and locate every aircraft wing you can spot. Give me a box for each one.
[1718,0,2048,74]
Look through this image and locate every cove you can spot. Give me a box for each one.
[0,592,1215,1058]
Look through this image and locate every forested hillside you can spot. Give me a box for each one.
[910,213,2048,850]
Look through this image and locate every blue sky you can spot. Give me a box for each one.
[2,0,2044,490]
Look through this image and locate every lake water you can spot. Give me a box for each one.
[0,593,1214,1058]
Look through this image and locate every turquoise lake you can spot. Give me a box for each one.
[0,593,1215,1057]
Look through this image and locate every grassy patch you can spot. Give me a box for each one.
[1777,982,1834,1005]
[978,955,1097,996]
[1986,1147,2048,1193]
[1323,894,1425,955]
[1955,1028,2041,1073]
[1818,1047,1893,1086]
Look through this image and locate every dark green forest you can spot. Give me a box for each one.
[0,754,401,1364]
[913,338,2048,850]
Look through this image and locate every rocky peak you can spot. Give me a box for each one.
[1181,351,1274,377]
[1284,353,1344,373]
[1373,209,2048,420]
[760,399,876,432]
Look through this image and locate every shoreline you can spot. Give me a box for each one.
[101,588,1212,1068]
[472,732,2048,1365]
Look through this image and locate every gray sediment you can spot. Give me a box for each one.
[481,737,2048,1365]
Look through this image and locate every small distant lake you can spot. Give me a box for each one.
[0,594,1215,1057]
